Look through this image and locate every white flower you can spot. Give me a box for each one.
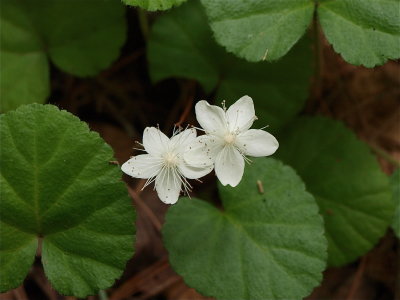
[121,127,212,204]
[184,96,279,187]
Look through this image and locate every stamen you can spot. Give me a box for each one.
[221,100,227,111]
[142,175,157,190]
[237,148,252,164]
[154,126,169,152]
[190,125,205,132]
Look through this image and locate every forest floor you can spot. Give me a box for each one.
[1,12,399,300]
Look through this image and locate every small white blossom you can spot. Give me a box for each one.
[121,127,212,204]
[184,96,279,187]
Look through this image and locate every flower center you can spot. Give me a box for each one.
[164,152,178,167]
[224,133,236,145]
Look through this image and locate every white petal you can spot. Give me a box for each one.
[236,129,279,157]
[195,100,228,135]
[170,128,197,151]
[184,135,223,168]
[143,127,169,156]
[226,95,255,132]
[215,146,245,187]
[155,168,182,204]
[121,154,162,179]
[178,160,213,179]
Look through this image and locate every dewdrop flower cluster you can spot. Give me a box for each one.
[121,96,279,204]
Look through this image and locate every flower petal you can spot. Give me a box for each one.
[121,154,162,179]
[178,160,213,179]
[170,128,197,151]
[155,168,182,204]
[236,129,279,157]
[215,146,245,187]
[184,135,223,168]
[195,100,227,135]
[226,95,255,132]
[143,127,169,156]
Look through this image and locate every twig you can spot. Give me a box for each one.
[175,80,196,127]
[12,287,28,300]
[109,257,170,300]
[102,49,145,77]
[175,94,194,128]
[127,185,162,232]
[346,256,367,300]
[31,266,58,300]
[137,275,181,300]
[135,178,146,192]
[0,290,15,300]
[164,80,197,130]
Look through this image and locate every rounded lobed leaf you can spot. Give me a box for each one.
[216,38,313,134]
[148,0,225,92]
[148,0,313,132]
[276,116,393,266]
[200,0,315,62]
[0,0,50,112]
[0,104,135,297]
[163,158,327,300]
[0,0,126,112]
[122,0,187,11]
[318,0,400,67]
[391,169,400,238]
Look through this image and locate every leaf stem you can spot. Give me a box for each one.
[306,3,323,113]
[137,8,150,40]
[345,256,367,300]
[312,4,323,100]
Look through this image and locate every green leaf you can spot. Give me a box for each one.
[216,40,312,133]
[200,0,314,62]
[148,0,226,92]
[391,169,400,238]
[276,116,393,266]
[0,0,126,112]
[148,0,313,132]
[318,0,400,67]
[163,158,327,300]
[0,104,135,297]
[122,0,187,11]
